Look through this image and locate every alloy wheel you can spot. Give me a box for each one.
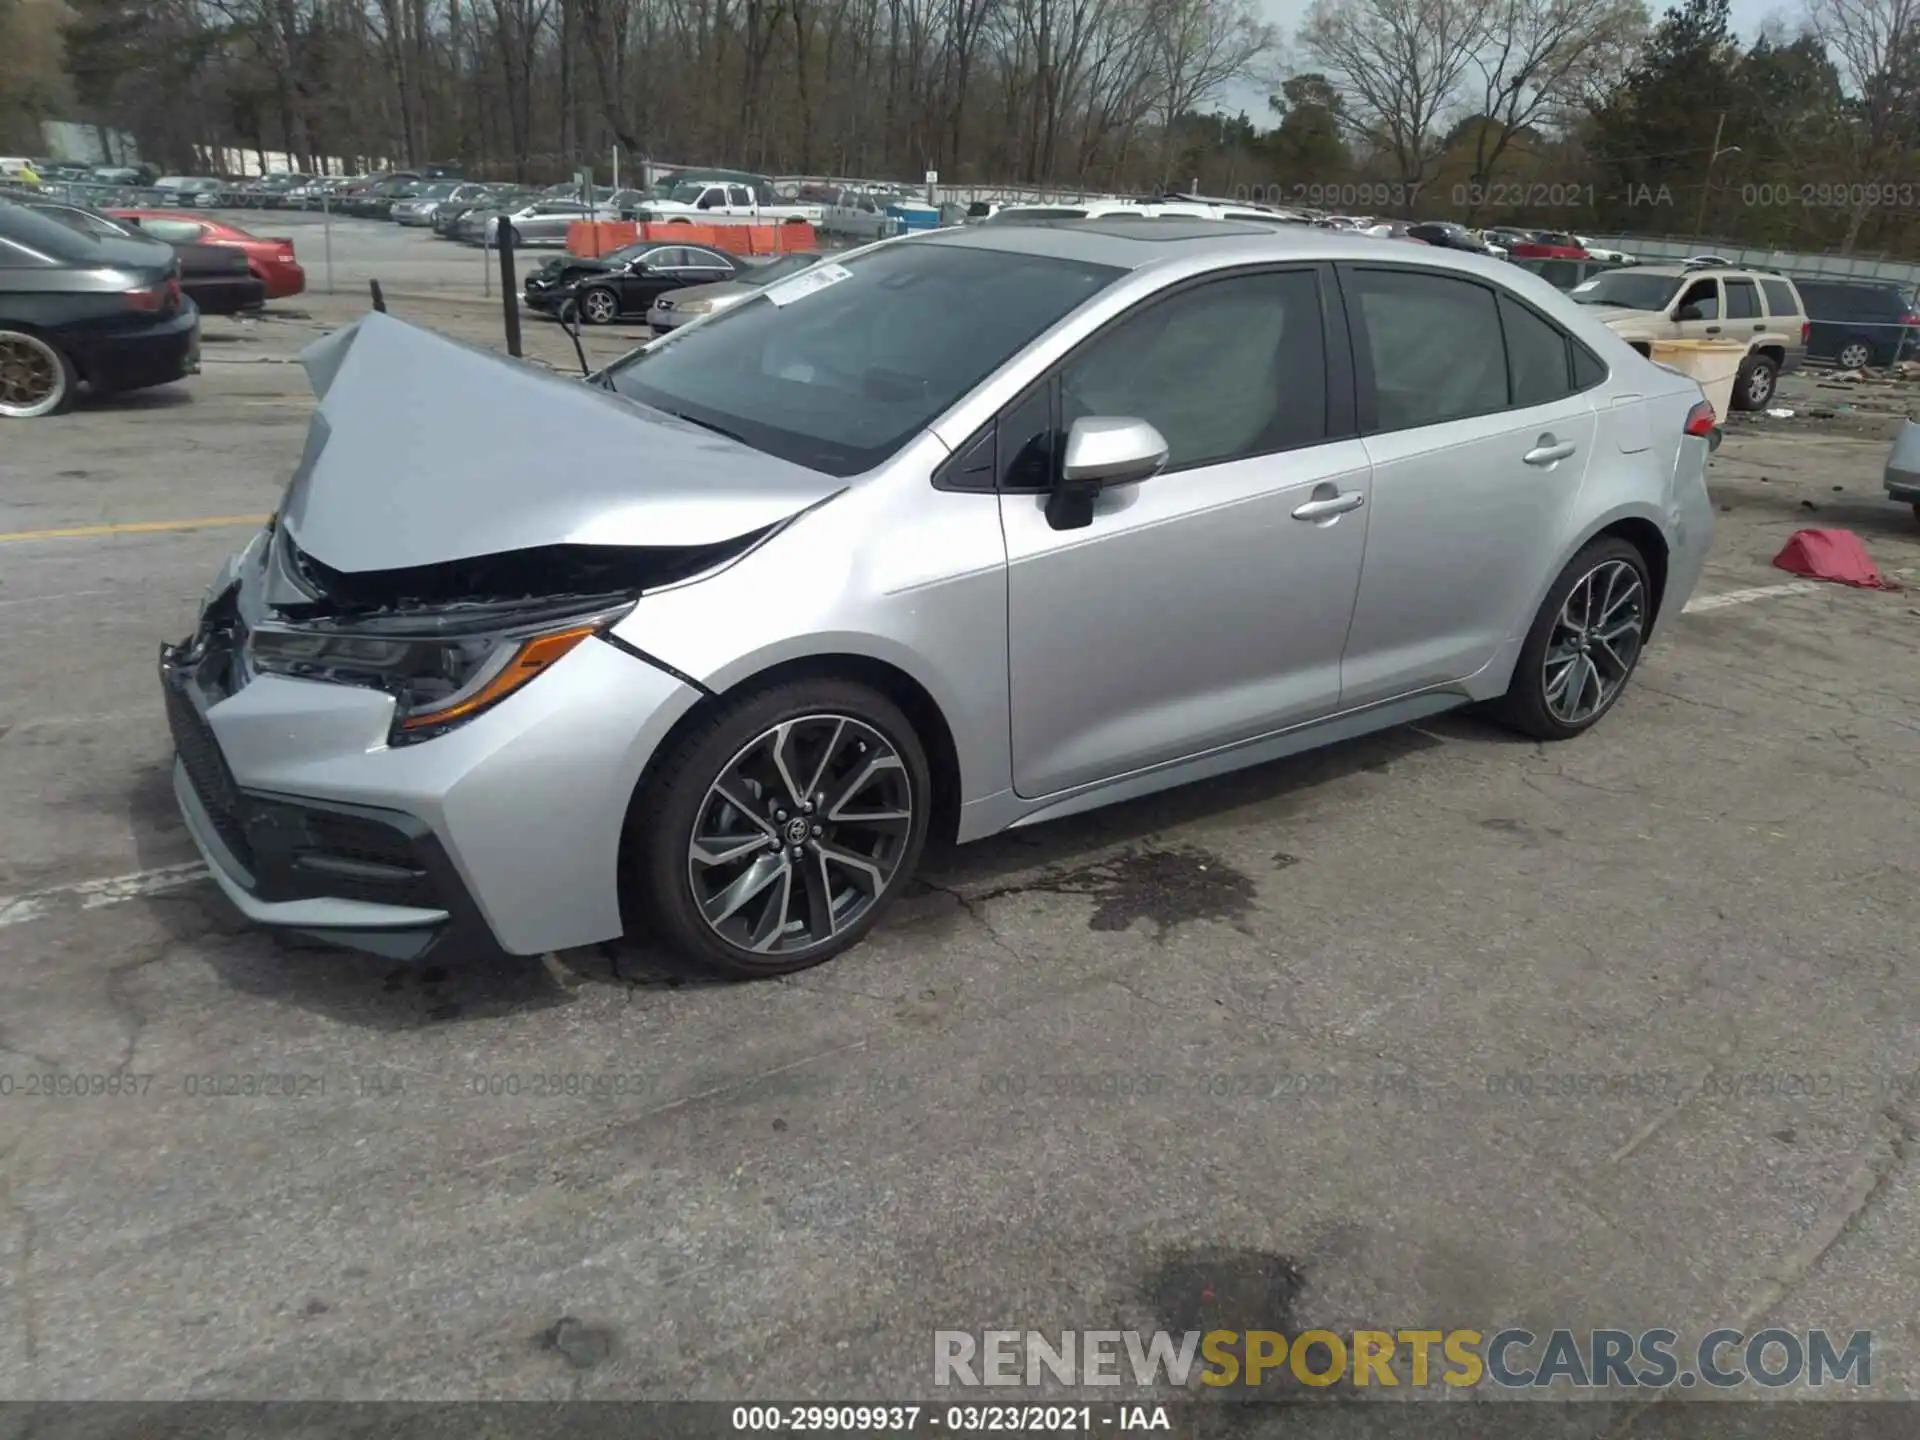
[1745,363,1774,406]
[582,289,618,324]
[0,333,67,418]
[1542,559,1645,726]
[687,715,914,956]
[1838,342,1871,369]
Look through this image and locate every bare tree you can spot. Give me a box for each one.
[1810,0,1920,250]
[1460,0,1647,213]
[1141,0,1272,181]
[1300,0,1481,198]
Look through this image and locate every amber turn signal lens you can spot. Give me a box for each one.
[398,624,598,730]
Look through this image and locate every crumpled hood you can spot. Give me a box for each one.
[283,311,845,575]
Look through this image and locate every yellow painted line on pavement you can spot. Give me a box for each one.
[0,514,270,544]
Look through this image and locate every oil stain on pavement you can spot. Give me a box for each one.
[975,845,1260,939]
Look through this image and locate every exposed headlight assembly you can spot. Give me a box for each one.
[246,597,634,745]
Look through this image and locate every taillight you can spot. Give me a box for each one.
[1901,313,1920,327]
[1801,320,1811,344]
[1684,400,1716,437]
[127,277,181,312]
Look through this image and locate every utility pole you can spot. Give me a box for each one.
[1694,113,1740,240]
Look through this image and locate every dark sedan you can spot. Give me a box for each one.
[1406,221,1493,254]
[22,200,266,315]
[0,200,200,417]
[523,242,745,323]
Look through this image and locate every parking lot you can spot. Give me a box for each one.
[4,215,1920,1411]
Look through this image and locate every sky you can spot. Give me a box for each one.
[1218,0,1808,119]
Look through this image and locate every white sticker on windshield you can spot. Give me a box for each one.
[763,262,852,307]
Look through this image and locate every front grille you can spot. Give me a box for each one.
[164,681,252,869]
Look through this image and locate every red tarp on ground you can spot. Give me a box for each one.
[1771,528,1901,589]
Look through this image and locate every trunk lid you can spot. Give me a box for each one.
[283,312,846,575]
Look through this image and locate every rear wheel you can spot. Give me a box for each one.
[579,286,620,325]
[1488,538,1651,741]
[1733,352,1778,410]
[0,330,76,419]
[627,679,930,977]
[1836,338,1873,370]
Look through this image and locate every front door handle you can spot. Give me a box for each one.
[1291,490,1366,521]
[1524,439,1577,466]
[1705,324,1722,333]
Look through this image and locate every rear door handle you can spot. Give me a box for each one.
[1524,440,1577,466]
[1291,491,1366,521]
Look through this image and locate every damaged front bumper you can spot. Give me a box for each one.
[160,565,705,962]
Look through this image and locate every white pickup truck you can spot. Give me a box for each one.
[634,179,823,227]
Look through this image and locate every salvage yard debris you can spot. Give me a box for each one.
[1772,529,1902,590]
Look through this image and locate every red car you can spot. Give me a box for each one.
[1504,229,1588,261]
[107,210,307,299]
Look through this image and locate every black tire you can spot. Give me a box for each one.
[0,328,78,418]
[578,286,620,325]
[1487,537,1652,741]
[1732,352,1778,410]
[626,678,932,978]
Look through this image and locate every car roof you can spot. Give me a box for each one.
[911,214,1525,275]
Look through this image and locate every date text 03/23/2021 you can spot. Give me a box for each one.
[729,1406,1171,1433]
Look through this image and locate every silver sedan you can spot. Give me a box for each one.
[164,218,1714,977]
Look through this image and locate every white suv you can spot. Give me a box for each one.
[1568,262,1810,410]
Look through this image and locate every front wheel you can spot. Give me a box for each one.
[0,329,77,418]
[1733,352,1778,410]
[627,679,931,977]
[1488,538,1652,741]
[1836,339,1873,370]
[579,286,620,325]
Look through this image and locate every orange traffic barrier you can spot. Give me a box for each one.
[639,222,723,248]
[772,222,818,253]
[566,221,637,256]
[707,226,756,256]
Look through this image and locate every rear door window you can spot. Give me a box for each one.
[1724,279,1761,319]
[1346,268,1508,431]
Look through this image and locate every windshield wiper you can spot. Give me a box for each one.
[654,407,747,445]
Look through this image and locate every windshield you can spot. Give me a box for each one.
[423,183,458,198]
[605,241,1123,477]
[740,253,823,285]
[1569,272,1681,310]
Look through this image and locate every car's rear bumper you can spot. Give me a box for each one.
[260,262,305,299]
[184,276,267,315]
[66,307,201,393]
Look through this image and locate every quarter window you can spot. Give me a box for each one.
[1349,268,1507,431]
[1059,269,1328,469]
[1499,295,1574,407]
[1759,279,1799,317]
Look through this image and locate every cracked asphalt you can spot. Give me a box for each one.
[2,236,1919,1419]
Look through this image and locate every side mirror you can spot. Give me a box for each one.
[1060,415,1170,486]
[1046,416,1169,531]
